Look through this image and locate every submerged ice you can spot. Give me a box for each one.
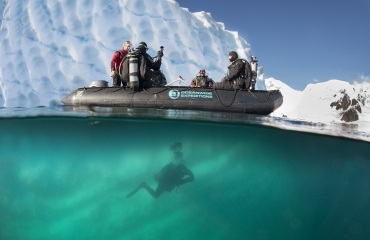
[1,118,370,239]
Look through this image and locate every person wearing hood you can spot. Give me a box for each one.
[126,142,194,199]
[214,51,246,90]
[126,162,194,199]
[135,42,162,71]
[190,68,214,88]
[122,42,165,88]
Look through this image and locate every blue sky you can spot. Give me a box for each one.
[175,0,370,90]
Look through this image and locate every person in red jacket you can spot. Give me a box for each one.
[111,41,132,87]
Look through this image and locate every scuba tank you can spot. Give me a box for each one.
[250,56,258,91]
[128,54,139,89]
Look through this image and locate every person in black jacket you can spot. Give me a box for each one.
[214,51,246,90]
[190,68,214,88]
[126,142,194,199]
[122,42,164,88]
[137,42,162,73]
[126,162,194,199]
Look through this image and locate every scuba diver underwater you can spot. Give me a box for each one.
[126,142,194,199]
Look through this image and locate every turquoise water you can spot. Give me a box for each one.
[0,115,370,240]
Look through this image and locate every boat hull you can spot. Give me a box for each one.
[61,86,283,115]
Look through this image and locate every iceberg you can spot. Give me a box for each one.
[0,0,255,108]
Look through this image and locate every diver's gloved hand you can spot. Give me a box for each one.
[157,51,164,58]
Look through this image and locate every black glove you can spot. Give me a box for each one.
[157,51,164,58]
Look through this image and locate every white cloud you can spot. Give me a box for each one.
[354,73,370,85]
[360,73,370,82]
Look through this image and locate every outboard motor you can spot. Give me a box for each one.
[128,55,139,90]
[250,56,258,91]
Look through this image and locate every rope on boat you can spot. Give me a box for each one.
[213,88,238,107]
[111,87,125,93]
[143,86,170,95]
[248,90,279,103]
[213,88,280,108]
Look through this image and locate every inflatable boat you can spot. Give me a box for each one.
[61,82,283,115]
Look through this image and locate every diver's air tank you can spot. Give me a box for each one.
[250,56,258,91]
[128,55,139,89]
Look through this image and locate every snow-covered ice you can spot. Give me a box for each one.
[267,78,370,132]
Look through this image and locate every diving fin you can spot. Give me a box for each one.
[126,182,146,198]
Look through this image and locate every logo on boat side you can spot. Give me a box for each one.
[169,90,181,99]
[76,91,84,97]
[169,90,213,99]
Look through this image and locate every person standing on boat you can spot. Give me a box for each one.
[190,68,214,88]
[214,51,250,90]
[122,42,165,88]
[111,41,132,87]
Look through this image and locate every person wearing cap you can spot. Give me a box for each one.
[190,68,214,88]
[111,41,132,87]
[214,51,246,90]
